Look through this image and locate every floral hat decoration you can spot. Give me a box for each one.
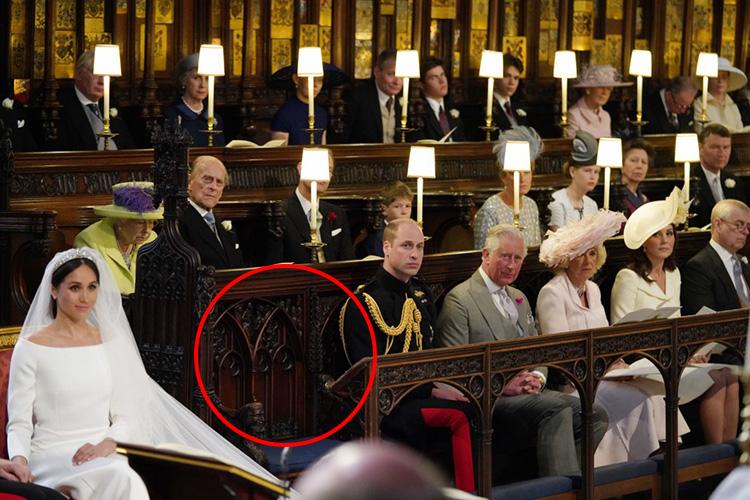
[493,126,544,173]
[623,187,689,250]
[573,64,633,88]
[94,181,164,220]
[539,210,626,269]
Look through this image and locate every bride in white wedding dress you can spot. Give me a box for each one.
[6,248,284,499]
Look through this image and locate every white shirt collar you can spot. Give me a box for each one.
[701,165,722,185]
[188,198,210,218]
[295,186,312,217]
[494,92,510,107]
[74,85,98,107]
[375,85,394,109]
[710,238,735,263]
[478,266,503,296]
[425,95,445,116]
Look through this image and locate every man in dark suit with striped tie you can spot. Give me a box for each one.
[55,50,135,151]
[492,55,527,137]
[178,155,245,269]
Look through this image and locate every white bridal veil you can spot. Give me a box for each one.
[20,248,283,489]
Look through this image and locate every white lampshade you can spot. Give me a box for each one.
[553,51,577,79]
[297,47,324,77]
[629,50,652,77]
[674,133,700,162]
[479,50,504,78]
[93,45,122,76]
[596,137,623,168]
[300,148,331,182]
[395,50,420,78]
[696,52,718,77]
[503,141,531,172]
[197,44,225,76]
[407,146,436,178]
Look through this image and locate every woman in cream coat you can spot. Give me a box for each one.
[612,189,739,444]
[537,210,689,466]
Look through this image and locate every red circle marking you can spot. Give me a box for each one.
[193,263,378,447]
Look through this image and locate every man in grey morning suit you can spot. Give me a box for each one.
[436,224,607,477]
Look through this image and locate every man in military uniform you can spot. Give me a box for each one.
[340,218,476,493]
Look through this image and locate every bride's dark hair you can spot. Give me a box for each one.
[50,257,100,317]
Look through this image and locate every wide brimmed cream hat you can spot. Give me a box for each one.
[623,187,688,250]
[539,210,626,269]
[94,181,164,220]
[716,57,747,92]
[573,64,633,88]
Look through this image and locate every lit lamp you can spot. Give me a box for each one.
[197,44,225,146]
[696,52,718,125]
[502,141,531,228]
[300,147,331,262]
[675,133,699,230]
[395,50,420,143]
[478,50,504,141]
[297,47,324,144]
[407,146,436,227]
[596,137,623,211]
[628,49,652,130]
[553,51,577,134]
[92,44,122,149]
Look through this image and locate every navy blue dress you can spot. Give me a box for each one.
[164,100,225,147]
[271,96,327,145]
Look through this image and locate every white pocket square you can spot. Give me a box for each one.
[17,119,25,128]
[235,243,240,249]
[331,228,342,237]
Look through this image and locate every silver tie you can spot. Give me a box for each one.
[732,256,749,306]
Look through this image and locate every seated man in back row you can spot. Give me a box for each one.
[266,151,354,263]
[340,218,477,492]
[437,224,607,477]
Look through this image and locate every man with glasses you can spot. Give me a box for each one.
[682,199,750,314]
[693,123,746,228]
[642,76,697,134]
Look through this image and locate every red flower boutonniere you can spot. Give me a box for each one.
[515,297,524,305]
[327,211,337,223]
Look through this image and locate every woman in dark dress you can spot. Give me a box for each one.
[163,53,225,147]
[270,71,327,145]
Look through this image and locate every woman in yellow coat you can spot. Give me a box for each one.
[74,182,162,294]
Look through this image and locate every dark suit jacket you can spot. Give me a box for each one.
[492,96,527,135]
[681,244,750,314]
[641,91,693,135]
[267,194,355,263]
[408,97,466,142]
[56,88,135,150]
[341,79,401,144]
[1,105,37,151]
[178,203,245,269]
[693,167,747,228]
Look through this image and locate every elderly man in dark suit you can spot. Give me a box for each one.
[55,50,135,151]
[641,76,697,135]
[693,123,746,228]
[491,54,527,136]
[682,199,750,314]
[340,50,402,144]
[436,224,607,477]
[409,57,465,142]
[266,151,354,263]
[179,155,244,269]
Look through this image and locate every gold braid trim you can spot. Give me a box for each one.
[361,293,422,355]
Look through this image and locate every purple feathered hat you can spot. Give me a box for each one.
[94,182,164,220]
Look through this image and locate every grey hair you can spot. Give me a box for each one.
[492,126,543,173]
[76,50,95,73]
[483,223,527,258]
[711,199,750,226]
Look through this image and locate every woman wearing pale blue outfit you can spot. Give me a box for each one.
[547,130,600,231]
[474,126,542,249]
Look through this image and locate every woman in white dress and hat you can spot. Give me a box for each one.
[693,57,748,133]
[566,64,633,139]
[612,188,739,445]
